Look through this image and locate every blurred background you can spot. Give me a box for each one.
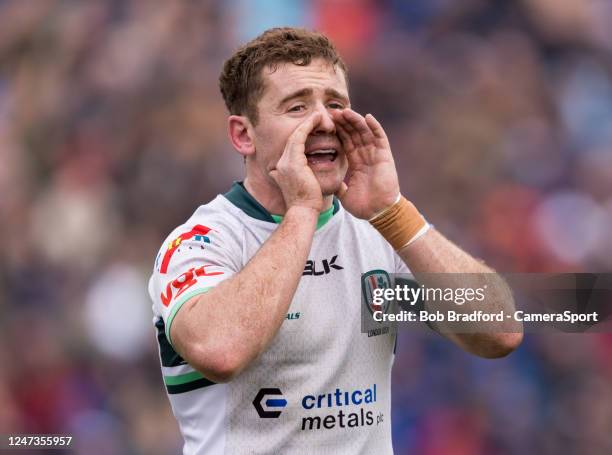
[1,0,612,453]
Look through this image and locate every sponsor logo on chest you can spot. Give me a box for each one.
[303,255,343,276]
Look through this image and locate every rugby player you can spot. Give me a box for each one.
[148,27,523,454]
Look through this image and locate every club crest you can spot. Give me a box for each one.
[362,269,392,315]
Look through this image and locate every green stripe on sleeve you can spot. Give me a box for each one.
[165,287,213,347]
[164,370,204,386]
[166,377,216,394]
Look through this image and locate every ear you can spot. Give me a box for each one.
[228,115,255,157]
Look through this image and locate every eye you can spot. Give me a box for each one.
[328,102,344,110]
[288,105,306,113]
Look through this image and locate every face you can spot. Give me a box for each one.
[248,58,349,197]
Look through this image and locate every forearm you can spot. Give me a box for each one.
[172,205,317,381]
[398,228,490,273]
[396,228,523,357]
[329,105,522,357]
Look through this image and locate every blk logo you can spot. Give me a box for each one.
[303,255,343,276]
[253,388,287,418]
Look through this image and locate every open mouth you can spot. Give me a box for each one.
[305,148,338,165]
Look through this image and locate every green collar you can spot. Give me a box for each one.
[271,204,335,230]
[223,181,339,230]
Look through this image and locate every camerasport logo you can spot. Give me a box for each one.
[160,265,223,307]
[157,225,213,274]
[253,388,287,418]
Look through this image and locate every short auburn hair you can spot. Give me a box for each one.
[219,27,347,125]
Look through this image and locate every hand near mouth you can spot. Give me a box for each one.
[331,109,400,220]
[269,113,324,213]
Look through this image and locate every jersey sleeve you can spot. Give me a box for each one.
[149,221,241,346]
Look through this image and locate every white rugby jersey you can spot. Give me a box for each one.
[148,182,409,455]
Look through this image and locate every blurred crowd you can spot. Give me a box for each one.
[0,0,611,454]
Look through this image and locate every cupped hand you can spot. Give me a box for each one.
[269,113,324,213]
[331,109,400,219]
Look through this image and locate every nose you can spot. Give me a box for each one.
[312,104,335,135]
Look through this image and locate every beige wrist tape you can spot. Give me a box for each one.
[369,196,426,250]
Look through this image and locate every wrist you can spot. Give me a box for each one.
[369,195,427,250]
[284,205,320,224]
[368,194,402,221]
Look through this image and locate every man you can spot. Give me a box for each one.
[148,27,522,454]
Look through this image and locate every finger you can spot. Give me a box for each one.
[288,112,321,144]
[331,108,351,128]
[285,112,322,158]
[331,110,358,150]
[332,109,358,135]
[341,110,371,147]
[334,181,348,200]
[335,122,354,152]
[338,111,364,147]
[342,109,369,133]
[336,109,356,132]
[365,113,389,145]
[343,109,376,145]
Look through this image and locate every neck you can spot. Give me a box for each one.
[244,177,333,215]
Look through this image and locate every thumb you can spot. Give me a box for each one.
[335,182,348,201]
